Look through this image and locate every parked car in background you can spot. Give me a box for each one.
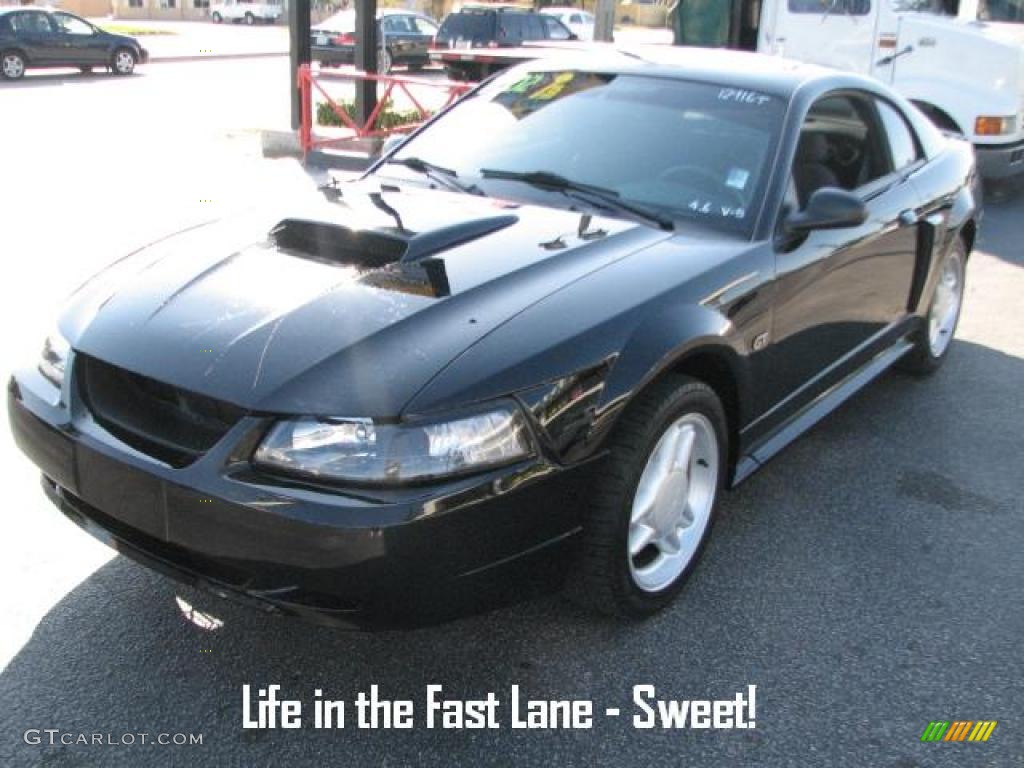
[0,7,147,80]
[433,6,575,80]
[312,9,438,73]
[210,0,283,25]
[541,6,595,41]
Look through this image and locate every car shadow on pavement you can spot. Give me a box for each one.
[1,71,145,89]
[2,338,1022,766]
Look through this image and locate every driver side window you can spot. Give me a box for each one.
[792,93,893,209]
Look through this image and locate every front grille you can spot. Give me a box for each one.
[76,355,245,467]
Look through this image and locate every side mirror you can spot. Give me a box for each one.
[785,188,868,233]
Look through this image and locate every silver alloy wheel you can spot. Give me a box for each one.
[628,412,719,593]
[927,249,963,358]
[2,53,25,79]
[114,49,135,74]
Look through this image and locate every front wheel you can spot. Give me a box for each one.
[112,47,136,75]
[1,50,26,80]
[899,238,966,375]
[377,47,392,75]
[576,376,726,618]
[244,11,255,25]
[211,11,223,22]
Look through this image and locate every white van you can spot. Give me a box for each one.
[752,0,1024,178]
[210,0,283,25]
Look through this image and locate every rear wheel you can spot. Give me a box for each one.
[244,11,255,25]
[112,47,136,75]
[899,238,966,375]
[576,376,726,618]
[1,50,26,80]
[211,11,223,22]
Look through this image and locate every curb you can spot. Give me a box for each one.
[260,129,375,173]
[148,51,286,64]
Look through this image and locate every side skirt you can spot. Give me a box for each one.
[732,336,914,486]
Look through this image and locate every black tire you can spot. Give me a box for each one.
[377,47,392,74]
[1,49,26,81]
[212,11,223,22]
[244,11,255,25]
[408,59,425,72]
[78,66,93,74]
[576,375,727,618]
[111,47,136,75]
[898,238,967,376]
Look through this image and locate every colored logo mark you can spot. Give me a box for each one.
[921,720,997,742]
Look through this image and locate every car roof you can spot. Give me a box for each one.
[455,5,535,13]
[524,45,852,97]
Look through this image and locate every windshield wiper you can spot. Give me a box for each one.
[479,169,674,231]
[383,156,484,196]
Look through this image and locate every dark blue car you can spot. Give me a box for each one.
[0,7,148,81]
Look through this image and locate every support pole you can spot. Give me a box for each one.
[355,0,378,125]
[594,0,615,42]
[289,0,312,130]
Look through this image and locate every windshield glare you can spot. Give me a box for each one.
[385,70,786,236]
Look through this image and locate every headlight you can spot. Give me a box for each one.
[253,403,534,485]
[38,331,70,388]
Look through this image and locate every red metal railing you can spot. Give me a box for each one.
[297,63,472,157]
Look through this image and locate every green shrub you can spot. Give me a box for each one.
[316,99,423,130]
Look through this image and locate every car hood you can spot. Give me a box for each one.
[61,183,670,417]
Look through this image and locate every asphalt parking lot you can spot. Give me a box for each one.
[1,57,1022,767]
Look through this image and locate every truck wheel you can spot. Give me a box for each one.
[212,11,222,22]
[244,11,255,25]
[576,375,726,618]
[898,238,966,376]
[1,50,26,80]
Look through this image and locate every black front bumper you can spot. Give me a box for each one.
[9,373,594,628]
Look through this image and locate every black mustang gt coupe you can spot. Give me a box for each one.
[9,49,979,627]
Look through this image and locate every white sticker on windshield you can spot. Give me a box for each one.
[726,168,750,190]
[718,88,772,106]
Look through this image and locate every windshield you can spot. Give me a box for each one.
[889,0,954,12]
[316,10,356,32]
[383,69,786,236]
[979,0,1024,21]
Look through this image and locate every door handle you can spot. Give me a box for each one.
[898,209,919,227]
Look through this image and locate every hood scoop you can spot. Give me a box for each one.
[269,213,519,268]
